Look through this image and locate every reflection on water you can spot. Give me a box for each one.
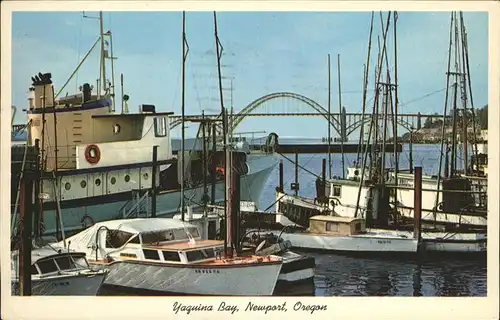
[98,254,486,297]
[254,146,487,297]
[307,251,486,297]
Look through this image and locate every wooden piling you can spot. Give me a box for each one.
[293,152,299,196]
[278,160,284,193]
[33,139,41,238]
[231,152,242,254]
[151,145,158,218]
[322,158,326,184]
[19,171,34,296]
[413,166,422,242]
[211,123,217,205]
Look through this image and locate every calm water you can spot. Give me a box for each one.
[101,143,487,297]
[256,143,486,297]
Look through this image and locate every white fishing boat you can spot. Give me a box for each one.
[276,192,486,254]
[11,247,107,296]
[276,215,419,253]
[54,218,283,296]
[277,171,487,229]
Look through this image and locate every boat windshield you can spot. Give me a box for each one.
[35,253,90,275]
[140,227,200,244]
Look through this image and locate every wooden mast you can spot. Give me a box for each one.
[213,11,231,257]
[181,11,189,221]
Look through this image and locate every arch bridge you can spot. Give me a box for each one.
[170,91,449,139]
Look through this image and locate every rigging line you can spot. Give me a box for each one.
[278,153,323,182]
[398,87,449,108]
[190,67,204,113]
[171,59,183,113]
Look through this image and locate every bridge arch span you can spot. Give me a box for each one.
[230,92,341,134]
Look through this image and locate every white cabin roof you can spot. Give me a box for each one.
[84,218,196,234]
[11,247,84,264]
[310,215,364,223]
[56,218,198,254]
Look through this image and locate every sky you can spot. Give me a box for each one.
[11,11,488,139]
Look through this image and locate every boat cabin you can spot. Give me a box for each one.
[25,72,174,171]
[61,218,229,265]
[308,215,366,236]
[141,240,226,265]
[11,248,91,279]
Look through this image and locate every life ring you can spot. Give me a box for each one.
[84,144,101,164]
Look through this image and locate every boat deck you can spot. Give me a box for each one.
[144,239,224,251]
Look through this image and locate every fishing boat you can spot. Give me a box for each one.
[281,172,487,229]
[275,188,486,254]
[53,218,282,296]
[11,247,107,296]
[10,11,279,239]
[275,215,419,254]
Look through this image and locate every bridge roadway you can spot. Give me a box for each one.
[169,112,447,118]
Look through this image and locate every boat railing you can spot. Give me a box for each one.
[118,189,151,219]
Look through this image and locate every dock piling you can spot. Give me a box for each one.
[292,152,299,196]
[322,158,326,184]
[211,123,217,205]
[413,166,422,242]
[151,145,158,218]
[278,159,284,193]
[19,169,34,296]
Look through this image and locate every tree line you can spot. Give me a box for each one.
[421,104,488,130]
[397,104,487,143]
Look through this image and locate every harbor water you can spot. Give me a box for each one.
[100,143,487,297]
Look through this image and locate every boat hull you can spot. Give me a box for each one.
[13,153,278,237]
[280,232,419,253]
[275,251,315,283]
[95,260,282,296]
[11,272,106,296]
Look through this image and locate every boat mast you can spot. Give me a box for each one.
[433,12,454,222]
[327,54,332,179]
[337,54,345,179]
[393,11,399,192]
[99,11,106,96]
[356,12,374,168]
[460,12,479,175]
[450,12,460,176]
[354,11,391,218]
[181,11,189,221]
[213,11,231,256]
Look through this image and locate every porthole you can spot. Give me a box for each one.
[64,182,71,190]
[143,173,149,180]
[113,124,121,135]
[81,180,87,188]
[125,175,130,182]
[95,178,101,186]
[111,177,116,185]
